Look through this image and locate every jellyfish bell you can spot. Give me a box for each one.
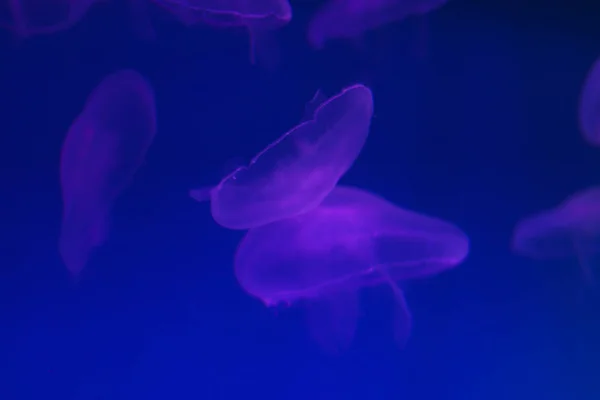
[306,0,449,50]
[190,84,374,230]
[151,0,291,68]
[59,69,157,277]
[512,186,600,286]
[234,185,469,353]
[0,0,99,37]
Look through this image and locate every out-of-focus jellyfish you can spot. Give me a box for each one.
[190,84,374,230]
[0,0,98,37]
[579,57,600,146]
[512,186,600,286]
[307,0,449,50]
[235,185,469,353]
[152,0,292,68]
[59,69,157,277]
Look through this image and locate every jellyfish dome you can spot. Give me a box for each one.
[234,185,469,352]
[512,186,600,284]
[190,84,374,230]
[0,0,97,37]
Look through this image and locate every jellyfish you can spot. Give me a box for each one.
[190,84,374,230]
[578,56,600,146]
[152,0,292,68]
[0,0,98,37]
[512,186,600,286]
[306,0,449,50]
[59,69,157,277]
[234,185,469,353]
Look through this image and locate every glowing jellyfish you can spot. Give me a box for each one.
[234,185,469,353]
[579,57,600,146]
[59,69,157,277]
[190,84,374,230]
[512,186,600,285]
[306,0,449,49]
[0,0,97,37]
[152,0,292,67]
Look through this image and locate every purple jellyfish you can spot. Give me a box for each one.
[0,0,98,37]
[307,0,449,50]
[152,0,291,67]
[59,69,157,277]
[190,84,374,230]
[512,186,600,286]
[234,186,469,353]
[579,56,600,146]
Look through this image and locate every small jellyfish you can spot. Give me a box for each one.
[234,185,469,353]
[152,0,292,68]
[579,57,600,146]
[0,0,98,37]
[512,187,600,286]
[306,0,449,50]
[59,69,157,277]
[190,84,374,230]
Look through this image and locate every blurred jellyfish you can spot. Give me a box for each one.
[190,84,374,230]
[235,185,469,353]
[579,56,600,146]
[307,0,449,50]
[0,0,98,37]
[59,69,157,277]
[512,186,600,286]
[152,0,292,68]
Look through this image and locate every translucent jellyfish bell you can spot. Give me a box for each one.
[0,0,98,37]
[234,185,469,353]
[59,69,157,277]
[152,0,292,67]
[579,57,600,146]
[190,84,374,230]
[306,0,449,49]
[512,186,600,285]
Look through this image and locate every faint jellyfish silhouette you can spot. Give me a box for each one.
[579,57,600,146]
[0,0,98,37]
[152,0,292,68]
[234,186,469,353]
[190,84,374,230]
[59,69,157,277]
[512,186,600,286]
[306,0,449,50]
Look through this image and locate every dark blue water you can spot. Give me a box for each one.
[1,1,599,399]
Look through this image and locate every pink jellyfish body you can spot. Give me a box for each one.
[307,0,449,49]
[512,186,600,286]
[190,84,374,230]
[59,69,157,277]
[152,0,292,66]
[579,57,600,146]
[235,186,469,353]
[0,0,98,37]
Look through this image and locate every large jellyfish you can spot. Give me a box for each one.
[234,185,469,353]
[306,0,449,50]
[512,186,600,285]
[579,56,600,146]
[0,0,98,37]
[152,0,292,67]
[190,84,374,230]
[59,69,157,277]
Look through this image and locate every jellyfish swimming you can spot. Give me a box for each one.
[152,0,292,68]
[579,56,600,147]
[0,0,98,37]
[512,186,600,286]
[190,84,374,230]
[59,69,157,277]
[306,0,449,49]
[234,185,469,353]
